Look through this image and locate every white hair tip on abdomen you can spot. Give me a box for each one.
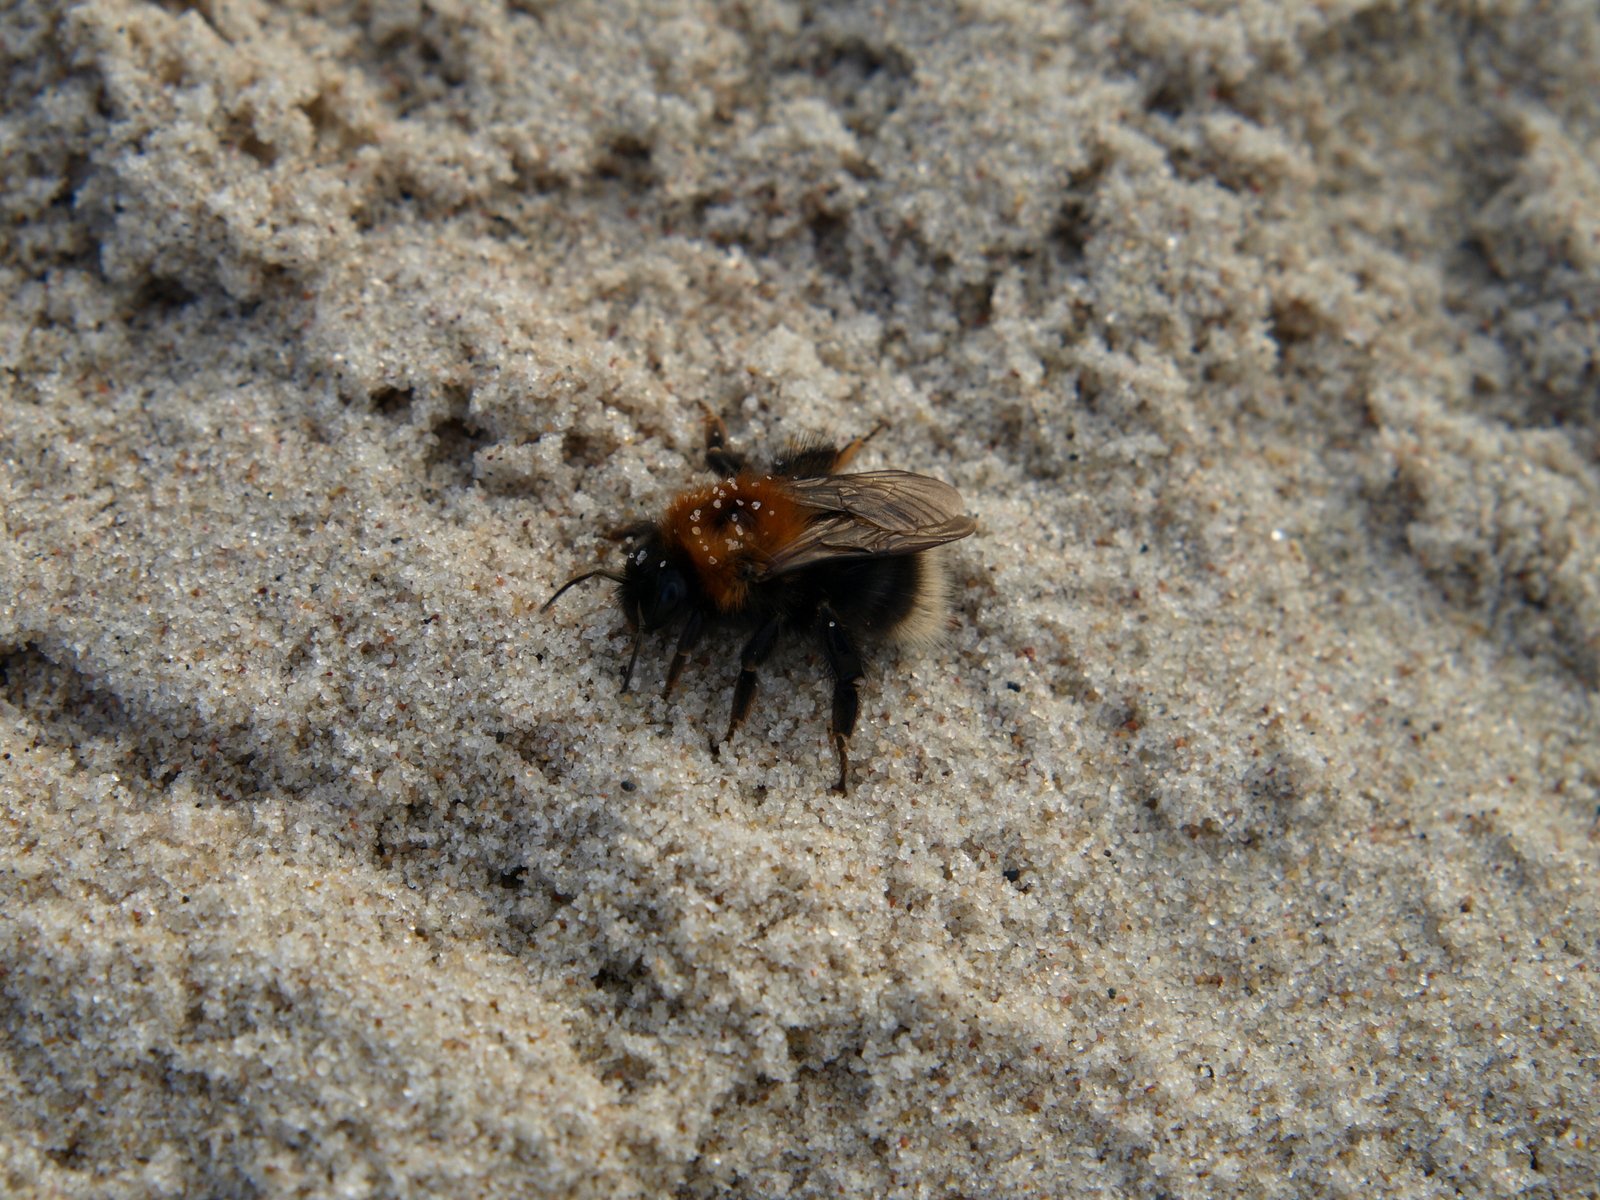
[889,550,955,648]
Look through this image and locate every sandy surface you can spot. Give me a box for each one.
[4,1,1599,1196]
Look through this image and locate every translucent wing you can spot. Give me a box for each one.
[787,471,968,531]
[762,471,976,576]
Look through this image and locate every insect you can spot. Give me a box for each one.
[543,409,977,793]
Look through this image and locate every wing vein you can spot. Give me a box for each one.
[761,471,976,576]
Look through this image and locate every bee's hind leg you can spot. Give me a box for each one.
[772,421,888,478]
[818,605,864,794]
[830,420,888,471]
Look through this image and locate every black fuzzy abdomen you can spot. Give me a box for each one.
[808,554,926,639]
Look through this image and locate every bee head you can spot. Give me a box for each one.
[619,529,694,631]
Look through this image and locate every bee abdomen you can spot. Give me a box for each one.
[821,551,953,646]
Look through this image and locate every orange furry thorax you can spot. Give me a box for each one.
[660,473,809,612]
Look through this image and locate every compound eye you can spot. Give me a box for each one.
[656,570,687,616]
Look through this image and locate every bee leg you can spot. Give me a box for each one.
[700,403,745,475]
[619,620,645,693]
[715,616,782,751]
[830,420,888,471]
[818,606,864,794]
[662,609,705,700]
[773,420,888,477]
[606,519,657,542]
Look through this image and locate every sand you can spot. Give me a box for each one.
[3,0,1598,1196]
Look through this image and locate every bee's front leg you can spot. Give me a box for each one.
[699,403,745,475]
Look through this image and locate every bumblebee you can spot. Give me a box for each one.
[544,410,977,793]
